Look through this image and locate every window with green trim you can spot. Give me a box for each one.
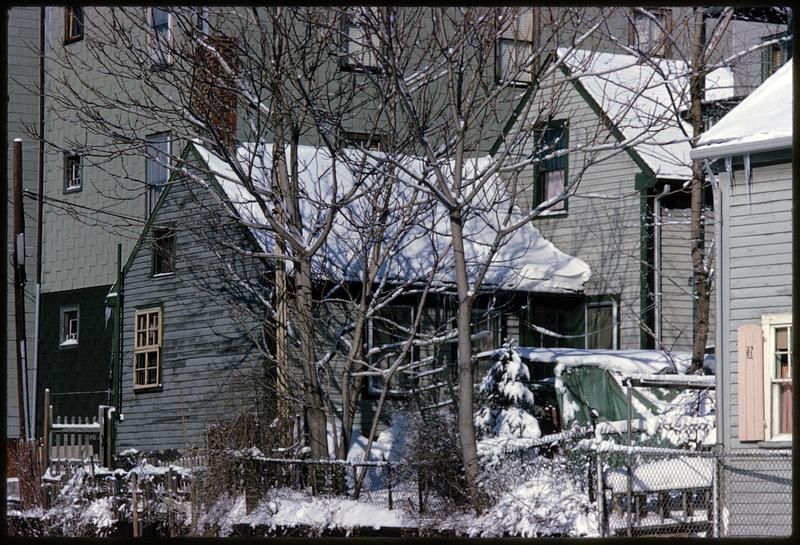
[761,32,791,83]
[533,121,568,215]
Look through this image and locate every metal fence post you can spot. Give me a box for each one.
[626,379,633,537]
[383,456,393,510]
[712,446,721,538]
[595,450,605,537]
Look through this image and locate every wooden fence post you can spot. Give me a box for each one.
[131,472,139,538]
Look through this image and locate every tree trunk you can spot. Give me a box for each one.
[688,7,710,374]
[449,211,481,508]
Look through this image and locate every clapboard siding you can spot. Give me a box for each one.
[659,206,694,352]
[504,70,645,349]
[716,159,792,536]
[117,168,268,453]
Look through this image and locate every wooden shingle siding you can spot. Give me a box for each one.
[117,167,269,453]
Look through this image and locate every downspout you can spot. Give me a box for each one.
[32,5,46,438]
[652,184,670,347]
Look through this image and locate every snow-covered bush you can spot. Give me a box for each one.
[475,341,541,439]
[470,454,597,537]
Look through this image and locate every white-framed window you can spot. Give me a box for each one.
[368,305,416,395]
[586,299,618,350]
[762,313,792,440]
[145,132,171,217]
[148,7,172,66]
[59,306,80,348]
[629,8,671,56]
[341,9,381,72]
[496,8,535,85]
[64,153,82,193]
[134,307,163,389]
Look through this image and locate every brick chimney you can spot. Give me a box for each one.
[191,35,239,150]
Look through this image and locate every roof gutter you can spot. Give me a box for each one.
[690,136,792,160]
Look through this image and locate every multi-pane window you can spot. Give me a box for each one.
[765,320,792,438]
[496,8,535,84]
[343,131,387,151]
[64,7,84,44]
[534,121,568,214]
[145,133,171,217]
[586,300,617,350]
[368,305,415,395]
[152,228,176,276]
[134,308,162,389]
[59,306,79,347]
[629,8,670,56]
[64,154,82,193]
[761,33,791,82]
[149,7,172,66]
[471,307,502,353]
[341,11,381,71]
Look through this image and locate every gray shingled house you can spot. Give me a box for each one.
[690,60,792,536]
[110,142,592,453]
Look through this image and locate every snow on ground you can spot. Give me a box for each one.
[199,491,412,536]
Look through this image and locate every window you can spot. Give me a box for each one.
[533,121,568,214]
[64,153,82,193]
[341,10,381,72]
[151,228,176,276]
[134,308,162,389]
[59,306,80,348]
[586,300,618,349]
[629,8,671,56]
[148,7,172,66]
[762,314,792,439]
[145,133,171,217]
[193,7,209,35]
[496,8,535,84]
[343,131,387,151]
[761,33,791,82]
[368,305,416,395]
[471,307,502,353]
[64,7,84,44]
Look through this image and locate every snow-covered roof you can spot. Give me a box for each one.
[192,143,591,293]
[691,61,792,160]
[557,48,735,180]
[515,347,706,376]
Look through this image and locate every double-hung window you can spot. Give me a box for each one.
[534,121,568,215]
[496,8,535,85]
[762,314,792,439]
[341,10,381,72]
[151,228,176,276]
[134,308,163,389]
[64,7,84,44]
[585,299,618,349]
[148,7,172,67]
[471,307,502,353]
[629,8,671,56]
[59,306,80,348]
[368,305,415,395]
[64,153,82,193]
[761,32,791,83]
[145,132,171,217]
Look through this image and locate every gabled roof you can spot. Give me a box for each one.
[192,142,592,294]
[557,48,735,180]
[691,61,792,160]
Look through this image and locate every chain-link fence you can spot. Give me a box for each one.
[593,444,792,537]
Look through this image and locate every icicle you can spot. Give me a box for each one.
[725,156,734,188]
[744,153,752,207]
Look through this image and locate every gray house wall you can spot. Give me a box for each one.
[117,165,269,453]
[7,7,41,438]
[716,161,792,536]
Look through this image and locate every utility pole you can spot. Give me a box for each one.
[13,138,31,439]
